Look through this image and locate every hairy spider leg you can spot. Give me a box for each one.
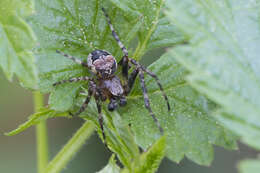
[141,69,170,111]
[56,50,88,67]
[72,87,93,117]
[101,8,129,82]
[139,70,163,134]
[130,58,171,111]
[101,8,128,57]
[95,96,106,145]
[53,76,90,86]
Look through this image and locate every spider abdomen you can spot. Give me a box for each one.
[87,50,117,78]
[100,76,124,98]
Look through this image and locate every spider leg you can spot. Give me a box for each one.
[101,8,128,57]
[139,70,163,134]
[95,96,106,145]
[56,50,88,67]
[72,83,94,117]
[101,8,129,81]
[53,76,89,86]
[130,58,171,111]
[141,68,170,111]
[125,68,139,95]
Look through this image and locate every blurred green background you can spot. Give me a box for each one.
[0,49,258,173]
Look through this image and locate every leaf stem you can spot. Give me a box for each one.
[34,91,48,173]
[45,121,95,173]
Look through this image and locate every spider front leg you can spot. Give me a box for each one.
[102,8,129,84]
[101,8,128,57]
[56,50,88,67]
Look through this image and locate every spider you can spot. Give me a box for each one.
[53,8,170,142]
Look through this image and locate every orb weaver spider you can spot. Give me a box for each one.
[53,8,170,142]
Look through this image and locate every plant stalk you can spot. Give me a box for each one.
[34,91,48,173]
[45,121,95,173]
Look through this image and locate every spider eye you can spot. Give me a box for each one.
[90,50,110,61]
[87,50,111,69]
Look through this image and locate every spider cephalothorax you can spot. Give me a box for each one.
[53,8,170,143]
[87,50,117,78]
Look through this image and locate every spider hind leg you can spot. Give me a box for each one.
[139,70,164,134]
[142,68,171,111]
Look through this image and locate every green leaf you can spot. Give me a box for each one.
[147,15,186,51]
[20,0,236,167]
[30,0,165,108]
[95,110,140,170]
[80,52,237,166]
[97,155,120,173]
[238,159,260,173]
[120,53,237,165]
[86,106,165,172]
[128,136,166,173]
[165,0,260,149]
[30,0,185,101]
[5,107,67,136]
[99,137,165,173]
[0,0,37,88]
